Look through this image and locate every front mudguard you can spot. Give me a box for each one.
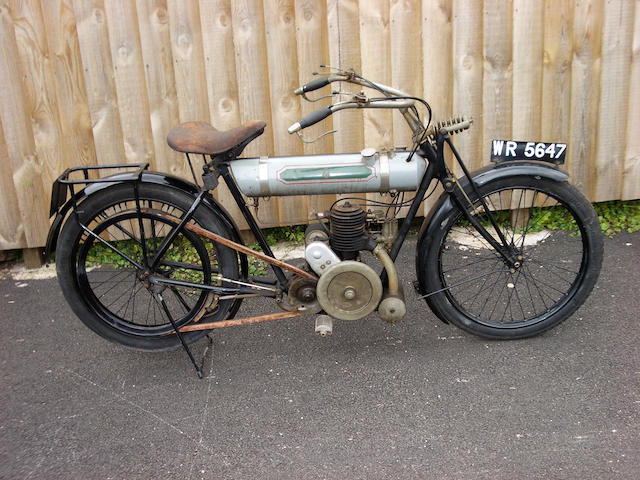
[414,161,570,322]
[45,170,249,279]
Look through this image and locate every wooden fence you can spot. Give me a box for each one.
[0,0,638,252]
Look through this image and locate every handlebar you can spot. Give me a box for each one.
[289,70,422,136]
[287,98,416,134]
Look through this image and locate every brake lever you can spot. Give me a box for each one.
[301,91,338,103]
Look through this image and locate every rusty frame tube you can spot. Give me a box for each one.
[183,222,314,280]
[178,311,303,332]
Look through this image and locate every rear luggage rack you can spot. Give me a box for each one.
[50,163,149,217]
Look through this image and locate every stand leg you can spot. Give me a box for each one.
[156,293,205,378]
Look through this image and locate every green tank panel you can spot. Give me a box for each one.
[279,165,373,182]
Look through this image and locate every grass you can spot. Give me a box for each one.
[83,225,307,279]
[246,224,306,277]
[594,200,640,236]
[464,200,639,237]
[86,235,207,283]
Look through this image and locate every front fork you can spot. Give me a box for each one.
[436,132,520,269]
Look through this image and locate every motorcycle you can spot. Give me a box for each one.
[46,68,603,377]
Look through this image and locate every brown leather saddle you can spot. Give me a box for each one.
[167,120,266,157]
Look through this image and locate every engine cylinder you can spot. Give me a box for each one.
[330,202,368,259]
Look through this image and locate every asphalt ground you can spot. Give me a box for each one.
[1,232,639,479]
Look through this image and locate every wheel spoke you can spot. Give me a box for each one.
[170,286,193,313]
[76,205,214,334]
[441,255,497,275]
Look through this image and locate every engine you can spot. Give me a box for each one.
[302,201,406,323]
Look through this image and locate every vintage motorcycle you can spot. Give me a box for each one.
[46,68,603,377]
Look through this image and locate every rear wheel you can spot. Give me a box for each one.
[420,176,603,339]
[56,183,239,350]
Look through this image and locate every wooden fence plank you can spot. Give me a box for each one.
[453,0,483,172]
[359,0,392,151]
[569,0,603,197]
[294,0,333,156]
[264,0,307,225]
[165,0,212,188]
[359,0,391,208]
[390,0,422,148]
[200,0,247,228]
[73,0,126,166]
[231,0,277,225]
[0,117,25,250]
[231,0,273,156]
[594,0,635,202]
[327,0,363,154]
[0,3,49,247]
[136,0,181,175]
[9,0,64,194]
[421,0,452,215]
[264,0,302,156]
[294,0,335,217]
[623,0,640,201]
[541,0,573,147]
[200,0,240,131]
[482,0,512,164]
[43,0,96,174]
[104,0,154,167]
[422,0,452,124]
[167,0,209,124]
[390,0,421,218]
[512,0,543,142]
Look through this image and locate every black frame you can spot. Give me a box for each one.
[52,129,521,301]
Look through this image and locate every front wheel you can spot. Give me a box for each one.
[419,176,603,339]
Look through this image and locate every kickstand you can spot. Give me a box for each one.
[156,293,213,379]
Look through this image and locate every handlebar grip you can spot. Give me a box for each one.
[299,107,332,129]
[288,107,333,134]
[294,77,330,95]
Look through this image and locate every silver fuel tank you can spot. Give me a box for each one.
[229,149,427,197]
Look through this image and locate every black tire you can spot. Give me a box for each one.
[56,183,239,351]
[419,176,603,339]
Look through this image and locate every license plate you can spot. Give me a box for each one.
[490,140,566,164]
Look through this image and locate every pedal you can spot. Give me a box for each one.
[315,315,333,336]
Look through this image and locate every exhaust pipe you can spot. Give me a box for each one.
[373,245,406,323]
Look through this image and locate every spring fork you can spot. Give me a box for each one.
[443,135,517,266]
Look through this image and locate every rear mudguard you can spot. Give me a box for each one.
[414,161,570,322]
[45,170,249,279]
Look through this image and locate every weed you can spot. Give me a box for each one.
[263,225,306,246]
[594,200,640,236]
